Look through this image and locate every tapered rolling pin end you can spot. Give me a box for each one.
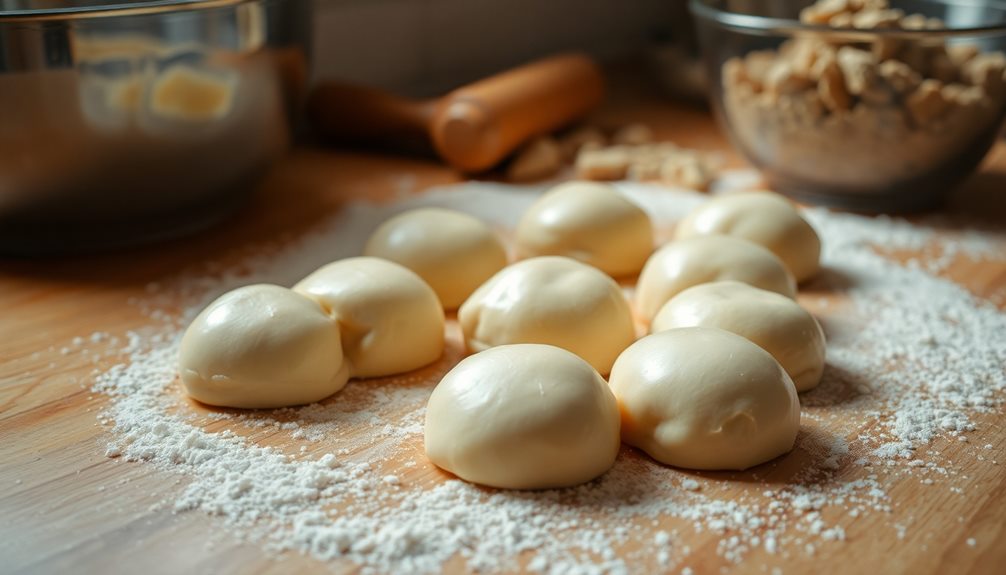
[431,53,605,173]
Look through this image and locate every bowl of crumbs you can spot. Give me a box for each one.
[691,0,1006,212]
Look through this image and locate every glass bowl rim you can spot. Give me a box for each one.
[0,0,270,21]
[690,0,1006,38]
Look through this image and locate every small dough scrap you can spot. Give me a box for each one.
[294,257,445,378]
[558,126,607,162]
[424,344,620,489]
[635,235,797,323]
[609,327,801,470]
[178,284,349,408]
[652,281,826,391]
[612,123,655,146]
[515,181,654,277]
[459,256,635,375]
[364,208,508,309]
[674,191,822,283]
[575,146,632,180]
[507,137,562,182]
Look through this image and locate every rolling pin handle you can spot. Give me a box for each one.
[307,82,434,150]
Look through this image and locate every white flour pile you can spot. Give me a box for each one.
[89,177,1006,574]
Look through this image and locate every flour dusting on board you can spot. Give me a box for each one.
[90,177,1006,574]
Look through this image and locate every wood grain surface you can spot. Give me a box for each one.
[2,91,1005,575]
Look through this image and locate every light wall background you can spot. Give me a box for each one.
[312,0,684,95]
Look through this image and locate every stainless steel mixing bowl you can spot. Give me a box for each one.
[0,0,310,254]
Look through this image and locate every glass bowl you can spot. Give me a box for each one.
[690,0,1006,212]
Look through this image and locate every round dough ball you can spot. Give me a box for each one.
[459,256,636,375]
[515,181,653,277]
[674,191,821,283]
[635,235,797,323]
[363,208,508,309]
[178,284,349,409]
[609,327,800,470]
[652,281,826,391]
[294,257,445,378]
[424,344,621,489]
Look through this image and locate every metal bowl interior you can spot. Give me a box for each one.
[691,0,1006,212]
[0,0,310,254]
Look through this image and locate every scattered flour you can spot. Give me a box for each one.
[89,175,1005,573]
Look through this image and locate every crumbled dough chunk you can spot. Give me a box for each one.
[575,146,632,180]
[558,126,607,162]
[766,62,815,99]
[851,8,902,29]
[660,153,719,191]
[964,52,1006,97]
[612,123,655,146]
[507,137,562,182]
[836,47,876,96]
[817,56,852,111]
[800,0,854,25]
[578,142,720,191]
[877,60,922,95]
[906,79,950,125]
[947,44,979,67]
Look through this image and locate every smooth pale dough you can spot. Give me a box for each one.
[635,235,797,323]
[178,284,349,408]
[674,191,821,283]
[608,327,801,470]
[458,256,636,375]
[363,208,508,309]
[515,181,654,277]
[424,344,621,489]
[294,257,445,378]
[652,281,826,391]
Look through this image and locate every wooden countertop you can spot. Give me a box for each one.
[2,92,1005,575]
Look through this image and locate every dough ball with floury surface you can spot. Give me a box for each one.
[364,208,508,309]
[424,344,621,489]
[178,284,349,409]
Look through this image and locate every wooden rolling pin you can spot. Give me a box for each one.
[307,53,605,173]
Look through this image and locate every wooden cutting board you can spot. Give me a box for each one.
[2,96,1005,575]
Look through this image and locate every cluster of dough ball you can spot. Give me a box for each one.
[635,235,797,322]
[673,191,821,283]
[426,186,827,488]
[179,180,827,491]
[652,281,826,392]
[178,257,445,409]
[612,191,825,471]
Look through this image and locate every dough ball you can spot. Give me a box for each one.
[424,344,621,489]
[515,181,654,277]
[609,327,801,470]
[294,257,445,378]
[363,208,508,309]
[674,191,821,282]
[635,235,797,323]
[459,256,636,374]
[652,281,826,391]
[178,284,349,408]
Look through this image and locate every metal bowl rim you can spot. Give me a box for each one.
[690,0,1006,38]
[0,0,277,21]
